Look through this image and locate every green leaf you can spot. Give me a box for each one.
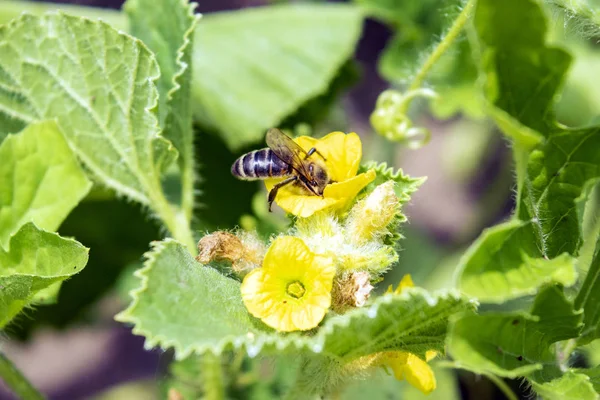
[115,239,255,357]
[546,0,600,39]
[575,236,600,344]
[0,120,91,247]
[125,0,198,129]
[457,220,577,302]
[0,222,89,328]
[519,129,600,259]
[575,179,600,272]
[531,371,598,400]
[117,240,475,360]
[457,0,600,303]
[475,0,572,146]
[192,4,363,150]
[360,161,426,206]
[578,366,600,394]
[0,13,175,206]
[126,0,199,220]
[448,285,582,378]
[317,288,476,361]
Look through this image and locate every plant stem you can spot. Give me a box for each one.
[485,374,518,400]
[181,163,195,228]
[408,0,476,91]
[152,190,197,254]
[201,353,225,400]
[0,352,45,400]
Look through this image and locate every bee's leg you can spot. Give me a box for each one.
[268,176,298,212]
[305,147,327,161]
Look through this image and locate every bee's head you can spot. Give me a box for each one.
[307,162,330,196]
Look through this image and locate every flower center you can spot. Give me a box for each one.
[286,281,306,299]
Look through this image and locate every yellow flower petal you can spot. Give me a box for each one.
[265,170,376,218]
[383,351,437,395]
[264,132,372,218]
[322,170,376,200]
[240,237,335,332]
[386,274,415,294]
[396,274,414,294]
[295,131,362,182]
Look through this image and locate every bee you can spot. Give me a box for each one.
[231,128,331,211]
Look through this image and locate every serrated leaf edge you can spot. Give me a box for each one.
[117,247,475,361]
[362,161,427,202]
[1,12,176,206]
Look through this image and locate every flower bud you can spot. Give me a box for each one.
[345,181,400,244]
[196,231,244,264]
[331,271,374,312]
[196,231,266,276]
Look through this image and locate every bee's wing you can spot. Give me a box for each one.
[265,128,311,178]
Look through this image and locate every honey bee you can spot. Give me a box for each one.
[231,128,331,211]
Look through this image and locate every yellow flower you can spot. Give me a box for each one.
[240,236,335,332]
[265,131,376,218]
[381,350,438,395]
[386,274,415,295]
[382,274,438,394]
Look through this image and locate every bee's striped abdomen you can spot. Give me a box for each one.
[231,149,291,181]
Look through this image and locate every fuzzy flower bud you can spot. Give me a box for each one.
[346,181,400,244]
[196,231,266,276]
[332,271,374,312]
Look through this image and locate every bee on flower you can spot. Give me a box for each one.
[232,129,376,218]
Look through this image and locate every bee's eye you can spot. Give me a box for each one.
[309,164,314,173]
[312,180,317,186]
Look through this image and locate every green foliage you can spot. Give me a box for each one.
[457,220,577,302]
[0,223,88,328]
[115,239,255,358]
[1,0,599,397]
[360,161,426,205]
[576,237,600,344]
[117,239,474,360]
[0,121,91,247]
[456,0,600,303]
[545,0,600,39]
[126,0,199,219]
[356,0,483,118]
[192,4,363,150]
[531,371,598,400]
[0,121,90,322]
[448,285,581,378]
[449,1,600,397]
[580,366,600,393]
[0,13,174,206]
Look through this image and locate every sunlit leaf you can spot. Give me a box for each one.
[575,237,600,344]
[578,366,600,394]
[0,223,88,328]
[531,370,598,400]
[448,285,582,378]
[117,240,475,360]
[126,0,199,219]
[192,4,363,150]
[456,0,600,302]
[0,13,175,205]
[0,120,91,247]
[457,220,577,302]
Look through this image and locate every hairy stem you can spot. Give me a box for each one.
[181,162,196,228]
[0,352,45,400]
[485,374,518,400]
[152,190,197,254]
[408,0,476,91]
[201,353,225,400]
